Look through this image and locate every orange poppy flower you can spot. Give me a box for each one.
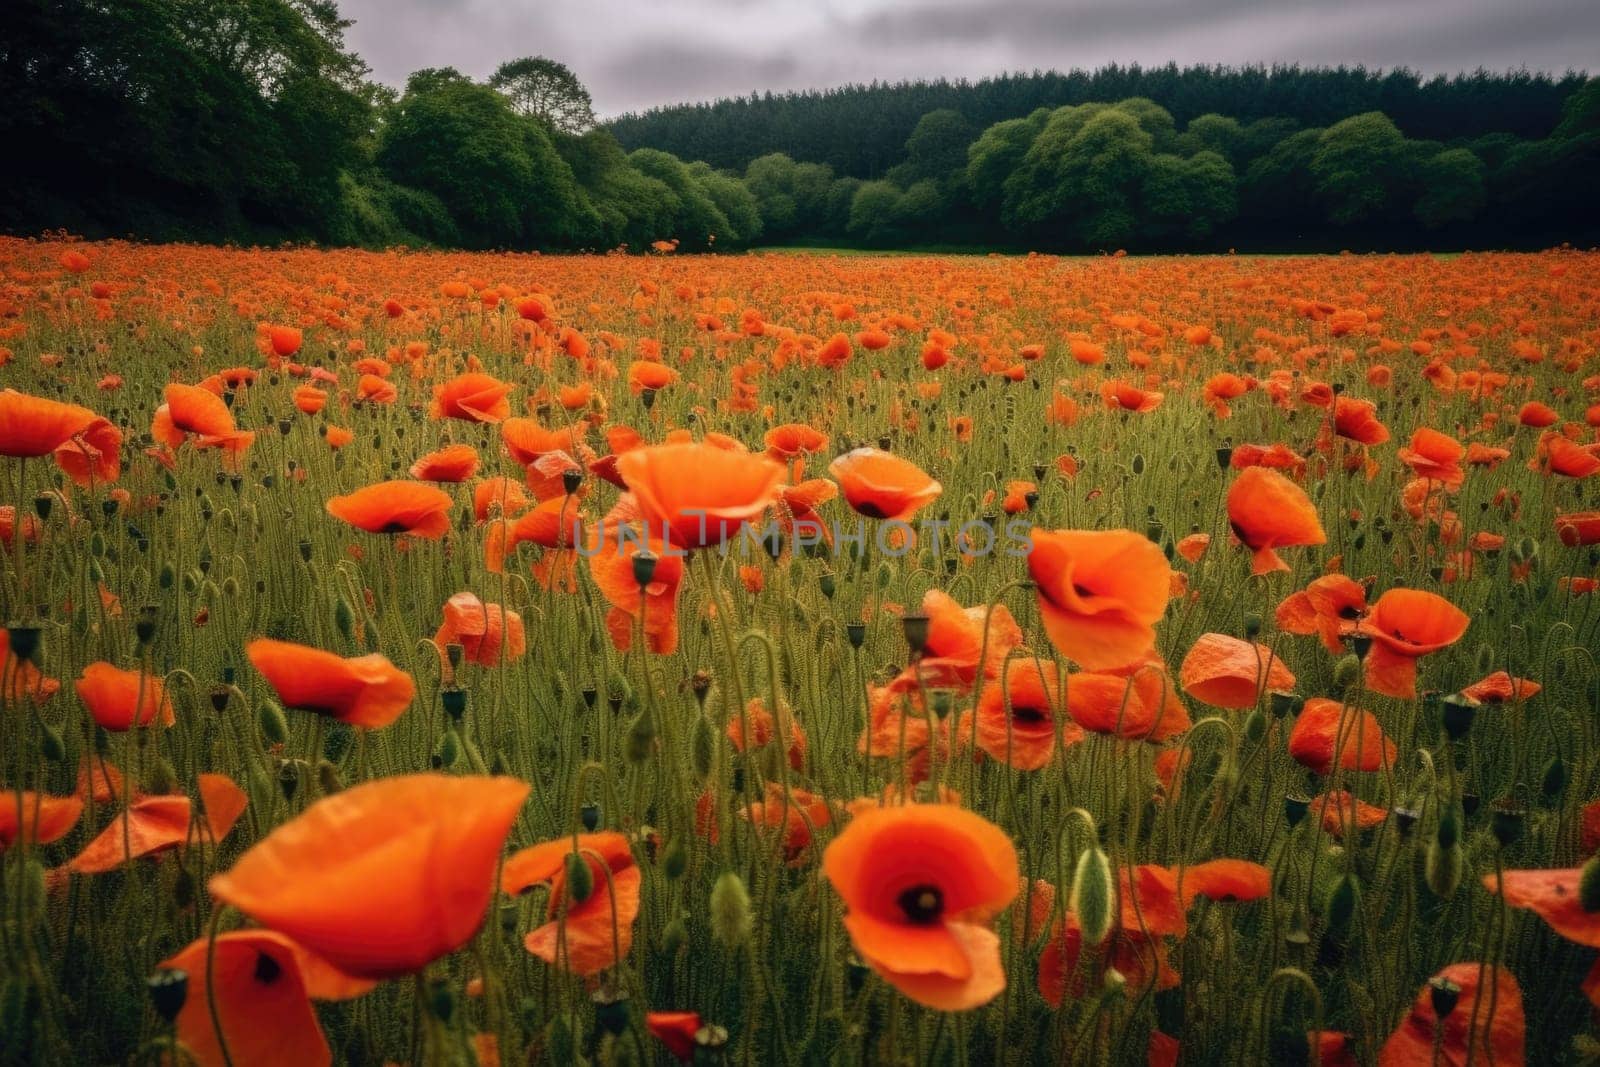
[1276,574,1369,653]
[1396,427,1465,489]
[1362,588,1470,699]
[828,448,942,521]
[617,443,783,549]
[1556,511,1600,546]
[502,831,640,976]
[823,804,1018,1010]
[68,796,190,873]
[1037,914,1179,1007]
[628,360,678,393]
[506,495,583,551]
[1379,962,1524,1067]
[1178,859,1270,906]
[646,1012,701,1062]
[74,661,175,731]
[293,384,328,414]
[975,659,1084,770]
[210,774,530,978]
[1227,467,1326,575]
[1331,396,1389,445]
[1288,698,1395,774]
[742,783,833,865]
[434,592,526,668]
[159,928,373,1067]
[1178,633,1296,710]
[430,372,512,423]
[472,476,530,522]
[1308,790,1388,837]
[1460,671,1540,705]
[0,792,83,850]
[409,443,479,483]
[246,639,416,728]
[918,588,1024,685]
[764,423,829,460]
[1485,867,1600,948]
[588,498,685,654]
[326,480,453,538]
[727,697,807,771]
[1028,529,1170,670]
[0,388,121,485]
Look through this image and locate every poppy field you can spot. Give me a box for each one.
[5,237,1600,1066]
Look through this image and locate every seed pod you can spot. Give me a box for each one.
[565,851,594,904]
[691,714,715,779]
[662,837,688,880]
[710,871,753,947]
[1425,839,1462,899]
[147,969,189,1024]
[625,707,656,763]
[1070,846,1114,947]
[662,917,688,956]
[258,701,289,745]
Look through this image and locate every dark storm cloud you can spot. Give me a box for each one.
[336,0,1596,117]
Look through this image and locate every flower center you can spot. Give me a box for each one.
[898,884,945,924]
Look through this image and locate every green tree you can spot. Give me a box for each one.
[847,181,905,246]
[1310,112,1407,225]
[966,110,1049,214]
[891,109,976,186]
[1412,148,1486,228]
[488,57,596,133]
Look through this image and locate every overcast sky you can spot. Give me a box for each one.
[337,0,1598,118]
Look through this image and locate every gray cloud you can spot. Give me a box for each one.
[335,0,1596,117]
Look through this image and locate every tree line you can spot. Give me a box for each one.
[1,0,1594,252]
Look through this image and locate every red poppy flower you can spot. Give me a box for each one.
[1332,395,1389,445]
[326,480,453,538]
[210,774,530,978]
[159,928,372,1067]
[1178,859,1271,906]
[1288,698,1396,774]
[434,592,526,668]
[618,443,783,549]
[409,443,479,482]
[823,804,1018,1010]
[430,373,512,423]
[0,792,83,850]
[975,659,1084,770]
[646,1012,702,1062]
[503,831,640,976]
[1227,467,1326,575]
[1379,962,1524,1066]
[828,448,942,521]
[1178,633,1296,709]
[1460,671,1540,705]
[1397,428,1465,489]
[1028,529,1171,670]
[74,662,175,731]
[1362,588,1470,699]
[246,639,416,728]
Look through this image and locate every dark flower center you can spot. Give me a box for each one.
[855,500,888,519]
[254,951,282,985]
[1012,704,1050,726]
[898,884,944,924]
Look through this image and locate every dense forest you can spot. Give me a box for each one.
[2,0,1596,252]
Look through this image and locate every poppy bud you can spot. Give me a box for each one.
[662,836,688,880]
[582,686,598,709]
[1424,839,1462,899]
[147,758,178,796]
[1243,708,1267,743]
[662,917,688,956]
[1347,633,1372,660]
[1542,755,1568,799]
[627,708,657,763]
[1215,446,1233,469]
[4,625,40,664]
[818,572,836,599]
[562,468,583,496]
[565,851,594,904]
[33,494,52,521]
[1332,655,1360,691]
[1429,977,1461,1019]
[1579,855,1600,913]
[710,871,752,947]
[1130,454,1145,475]
[1070,846,1115,947]
[334,596,356,641]
[259,701,288,745]
[147,969,188,1024]
[297,539,313,563]
[40,722,65,763]
[1243,612,1262,639]
[640,387,656,410]
[318,760,342,796]
[437,728,459,768]
[1324,873,1358,937]
[1440,693,1476,741]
